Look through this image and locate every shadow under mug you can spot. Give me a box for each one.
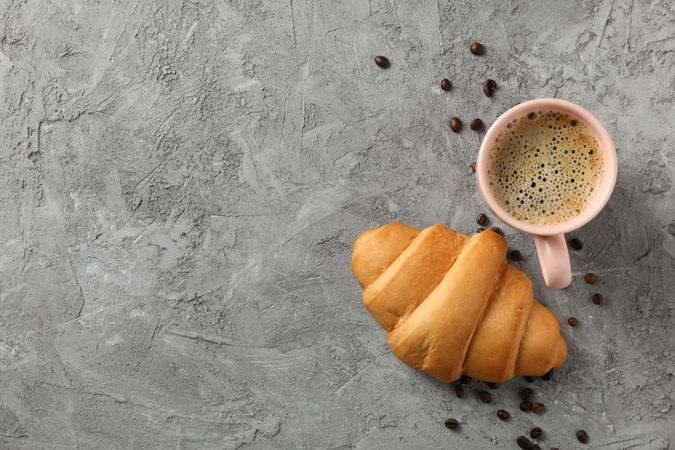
[476,99,618,289]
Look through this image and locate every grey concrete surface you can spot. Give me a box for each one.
[0,0,673,448]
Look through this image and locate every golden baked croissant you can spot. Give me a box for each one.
[351,222,567,383]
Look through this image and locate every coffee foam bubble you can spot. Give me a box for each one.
[488,110,604,225]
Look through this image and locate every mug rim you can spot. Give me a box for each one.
[476,98,618,236]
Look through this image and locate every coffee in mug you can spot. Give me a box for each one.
[486,111,604,225]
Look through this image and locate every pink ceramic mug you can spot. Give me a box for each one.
[476,99,618,289]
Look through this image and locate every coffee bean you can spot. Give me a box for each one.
[444,418,459,430]
[510,250,525,262]
[489,226,504,236]
[478,391,492,403]
[497,409,510,421]
[460,375,471,384]
[524,376,535,382]
[477,227,486,233]
[592,293,604,305]
[551,448,560,450]
[483,79,497,97]
[476,213,488,226]
[441,78,451,91]
[569,238,583,250]
[470,42,485,55]
[532,402,545,415]
[576,429,589,444]
[516,436,532,449]
[531,445,541,450]
[470,118,484,131]
[520,387,535,403]
[470,162,477,173]
[449,117,462,133]
[571,118,578,126]
[585,272,598,284]
[455,384,464,398]
[568,317,578,327]
[530,427,543,439]
[374,55,390,68]
[520,401,533,412]
[542,369,554,381]
[486,382,500,389]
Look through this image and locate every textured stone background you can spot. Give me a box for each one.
[0,0,673,448]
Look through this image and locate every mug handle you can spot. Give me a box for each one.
[533,234,572,289]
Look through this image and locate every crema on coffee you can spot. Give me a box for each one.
[487,111,603,225]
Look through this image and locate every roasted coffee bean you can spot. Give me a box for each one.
[542,369,554,381]
[460,375,471,384]
[477,227,486,233]
[470,42,485,55]
[483,79,497,97]
[489,226,504,236]
[592,293,604,305]
[449,117,462,133]
[476,213,488,226]
[470,162,477,173]
[510,250,525,262]
[470,118,484,131]
[455,384,464,398]
[478,391,492,403]
[569,238,583,250]
[516,436,532,449]
[568,317,578,327]
[497,409,510,421]
[531,445,541,450]
[374,55,390,68]
[585,272,598,284]
[530,427,543,439]
[444,418,459,430]
[486,382,500,389]
[576,429,589,444]
[520,387,535,403]
[532,402,545,415]
[520,401,533,412]
[551,448,560,450]
[524,376,535,382]
[441,78,452,91]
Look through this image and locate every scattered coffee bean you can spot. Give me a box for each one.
[576,429,589,444]
[520,401,533,412]
[568,317,578,327]
[478,391,492,403]
[520,387,535,403]
[585,272,598,284]
[470,118,484,131]
[530,427,543,439]
[551,448,560,450]
[444,418,459,430]
[477,227,486,233]
[497,409,510,421]
[592,293,604,305]
[542,369,554,381]
[531,445,541,450]
[470,162,477,173]
[460,375,471,384]
[510,250,525,262]
[483,79,497,97]
[449,117,462,133]
[569,238,583,250]
[455,384,464,398]
[516,436,532,449]
[374,55,390,68]
[532,402,545,415]
[490,226,504,236]
[470,42,485,55]
[476,213,488,226]
[571,118,578,126]
[486,382,500,389]
[524,376,535,382]
[440,78,452,91]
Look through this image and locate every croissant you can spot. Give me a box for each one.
[351,222,568,383]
